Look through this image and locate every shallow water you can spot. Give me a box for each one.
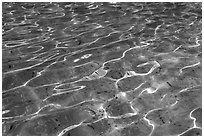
[2,2,202,136]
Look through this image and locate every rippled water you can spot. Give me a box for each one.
[2,2,202,136]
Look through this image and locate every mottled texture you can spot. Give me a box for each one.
[2,2,202,136]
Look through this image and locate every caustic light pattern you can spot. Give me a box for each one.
[2,2,202,136]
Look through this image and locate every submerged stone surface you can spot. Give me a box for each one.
[2,2,202,136]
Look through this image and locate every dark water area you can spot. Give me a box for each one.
[2,2,202,136]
